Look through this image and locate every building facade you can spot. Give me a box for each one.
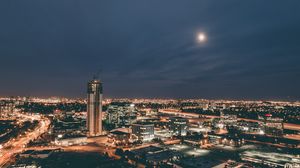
[170,117,188,136]
[87,79,103,136]
[132,123,154,142]
[259,114,284,137]
[107,104,137,127]
[108,130,131,145]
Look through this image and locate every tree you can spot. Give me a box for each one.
[115,148,124,156]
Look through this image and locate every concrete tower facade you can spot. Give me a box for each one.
[87,79,103,137]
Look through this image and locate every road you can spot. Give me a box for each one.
[0,113,50,167]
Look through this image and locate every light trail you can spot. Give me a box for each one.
[0,113,50,167]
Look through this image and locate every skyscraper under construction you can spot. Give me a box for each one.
[87,79,103,137]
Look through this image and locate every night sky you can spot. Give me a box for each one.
[1,1,300,100]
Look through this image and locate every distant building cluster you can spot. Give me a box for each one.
[1,78,300,168]
[107,104,137,127]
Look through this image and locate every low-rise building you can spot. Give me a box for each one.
[170,117,188,136]
[259,114,284,137]
[54,135,87,146]
[108,130,131,145]
[19,149,56,159]
[132,123,154,142]
[221,114,238,126]
[127,146,182,166]
[9,164,40,168]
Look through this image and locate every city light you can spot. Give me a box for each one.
[1,95,300,167]
[0,5,299,167]
[259,130,265,135]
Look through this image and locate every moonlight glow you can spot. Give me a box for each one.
[198,33,206,42]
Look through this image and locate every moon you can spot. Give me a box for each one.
[197,33,206,42]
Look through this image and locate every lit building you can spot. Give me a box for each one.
[260,114,284,137]
[241,151,300,167]
[132,123,154,142]
[54,136,87,146]
[87,79,103,137]
[127,146,181,166]
[220,137,245,147]
[9,164,39,168]
[107,104,137,127]
[108,130,131,145]
[52,118,85,135]
[221,114,238,126]
[170,117,188,136]
[19,149,56,159]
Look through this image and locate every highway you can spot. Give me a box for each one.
[0,113,50,167]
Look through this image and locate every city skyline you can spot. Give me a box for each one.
[1,0,300,100]
[1,1,300,168]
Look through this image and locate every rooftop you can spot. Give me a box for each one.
[110,130,130,135]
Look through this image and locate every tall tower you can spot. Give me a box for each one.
[87,79,103,137]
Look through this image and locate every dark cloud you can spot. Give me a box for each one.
[0,0,300,100]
